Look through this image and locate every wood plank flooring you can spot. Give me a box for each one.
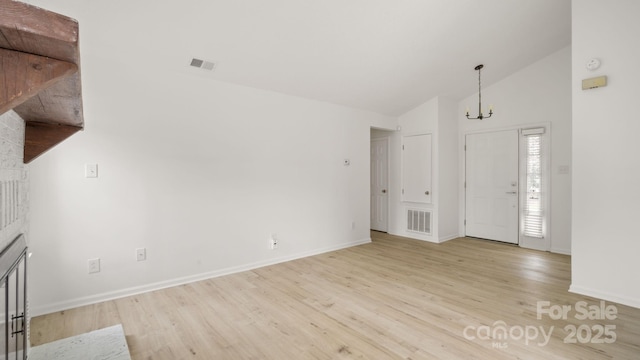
[30,232,640,359]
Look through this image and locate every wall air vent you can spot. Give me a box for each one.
[190,58,216,71]
[407,209,431,235]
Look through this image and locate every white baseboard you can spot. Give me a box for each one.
[388,231,460,244]
[387,229,439,243]
[438,234,459,243]
[550,247,571,255]
[569,284,640,309]
[31,238,372,317]
[411,237,439,244]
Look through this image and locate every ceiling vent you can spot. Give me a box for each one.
[190,58,216,71]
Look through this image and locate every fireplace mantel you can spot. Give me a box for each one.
[0,0,84,163]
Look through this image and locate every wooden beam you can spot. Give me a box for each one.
[0,0,79,64]
[13,71,84,127]
[24,121,82,163]
[1,0,84,162]
[0,48,77,116]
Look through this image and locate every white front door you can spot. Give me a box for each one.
[465,130,519,244]
[371,138,389,232]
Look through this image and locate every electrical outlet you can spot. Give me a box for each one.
[88,258,100,273]
[136,248,146,261]
[351,221,356,230]
[269,233,278,250]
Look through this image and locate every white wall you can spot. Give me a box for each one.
[436,97,459,241]
[571,0,640,308]
[458,46,572,254]
[28,55,395,315]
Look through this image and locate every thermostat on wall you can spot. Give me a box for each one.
[582,76,607,90]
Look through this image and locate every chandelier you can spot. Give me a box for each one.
[466,64,493,120]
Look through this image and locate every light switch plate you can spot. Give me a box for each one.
[85,164,98,178]
[136,248,146,261]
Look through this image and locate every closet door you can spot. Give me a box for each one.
[402,134,432,204]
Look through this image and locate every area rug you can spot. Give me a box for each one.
[29,324,131,360]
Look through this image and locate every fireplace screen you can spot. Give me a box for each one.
[0,235,27,360]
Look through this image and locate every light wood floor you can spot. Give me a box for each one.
[31,232,640,359]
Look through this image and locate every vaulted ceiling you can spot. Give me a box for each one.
[26,0,571,116]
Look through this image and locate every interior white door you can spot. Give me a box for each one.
[371,138,389,232]
[402,134,432,203]
[465,130,519,244]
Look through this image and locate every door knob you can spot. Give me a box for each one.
[425,191,430,195]
[382,189,387,194]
